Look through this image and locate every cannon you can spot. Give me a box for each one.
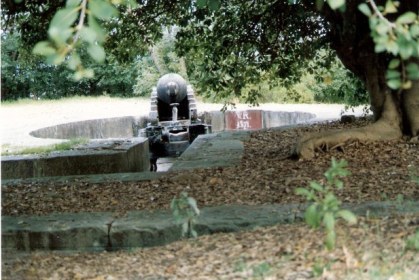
[140,73,211,156]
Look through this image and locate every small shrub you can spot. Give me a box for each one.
[405,230,419,251]
[170,192,200,238]
[409,165,419,185]
[296,158,357,250]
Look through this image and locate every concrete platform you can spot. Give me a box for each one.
[1,138,149,180]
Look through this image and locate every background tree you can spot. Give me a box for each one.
[133,26,189,97]
[2,0,418,159]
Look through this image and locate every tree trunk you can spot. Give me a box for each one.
[294,1,419,159]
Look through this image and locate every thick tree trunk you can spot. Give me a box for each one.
[294,1,419,159]
[403,77,419,136]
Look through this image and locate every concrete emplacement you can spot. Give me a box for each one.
[1,110,316,180]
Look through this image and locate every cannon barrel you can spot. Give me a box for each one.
[156,73,188,104]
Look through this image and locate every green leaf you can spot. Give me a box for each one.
[50,8,78,30]
[181,222,189,237]
[323,212,335,231]
[358,3,371,16]
[385,40,399,55]
[305,204,321,228]
[295,187,312,199]
[310,181,324,192]
[66,0,81,7]
[187,197,200,215]
[384,0,398,14]
[386,69,401,79]
[388,58,400,69]
[324,193,339,210]
[208,0,221,11]
[88,14,106,43]
[80,26,98,44]
[197,0,207,8]
[90,0,119,20]
[375,22,390,35]
[48,27,73,44]
[191,229,198,238]
[327,0,345,10]
[407,63,419,80]
[67,53,81,70]
[387,78,401,89]
[398,40,414,60]
[396,12,417,25]
[337,209,357,224]
[32,41,56,56]
[410,24,419,37]
[88,44,106,63]
[325,230,336,250]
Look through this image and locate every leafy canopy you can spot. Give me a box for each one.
[2,0,418,102]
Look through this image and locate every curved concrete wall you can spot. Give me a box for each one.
[29,111,316,140]
[30,116,149,140]
[202,110,316,132]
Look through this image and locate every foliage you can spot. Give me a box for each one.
[1,30,137,100]
[133,27,189,97]
[296,158,357,250]
[308,49,369,106]
[31,0,138,80]
[409,165,419,184]
[357,1,419,90]
[233,259,272,279]
[170,192,200,238]
[3,0,418,105]
[405,230,419,251]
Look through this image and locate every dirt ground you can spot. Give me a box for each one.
[1,99,418,279]
[2,118,419,279]
[2,118,418,217]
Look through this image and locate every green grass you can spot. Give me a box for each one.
[1,95,148,106]
[2,138,89,156]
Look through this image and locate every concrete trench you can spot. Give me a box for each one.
[1,110,316,180]
[3,129,419,252]
[3,201,419,253]
[1,109,343,252]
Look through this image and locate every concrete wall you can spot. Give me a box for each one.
[1,138,149,180]
[30,116,149,140]
[202,110,316,132]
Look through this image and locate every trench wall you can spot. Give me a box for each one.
[1,138,149,180]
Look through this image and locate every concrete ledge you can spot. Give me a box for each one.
[171,131,250,171]
[1,138,149,180]
[30,116,148,139]
[2,201,418,252]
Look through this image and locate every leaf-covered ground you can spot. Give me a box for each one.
[2,118,419,279]
[2,215,418,279]
[2,118,419,216]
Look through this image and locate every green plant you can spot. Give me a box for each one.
[409,165,419,185]
[170,191,200,238]
[312,259,333,277]
[232,259,272,279]
[296,158,357,250]
[405,230,419,251]
[251,261,271,279]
